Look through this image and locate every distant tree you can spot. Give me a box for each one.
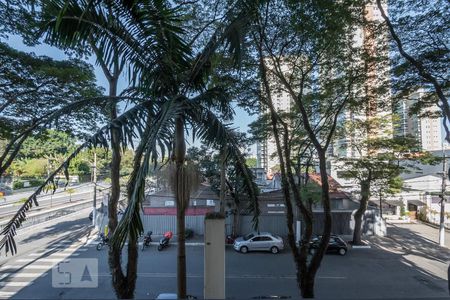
[245,157,257,168]
[17,130,76,160]
[0,42,104,177]
[252,0,365,297]
[338,117,439,244]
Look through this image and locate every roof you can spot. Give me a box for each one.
[148,183,224,200]
[308,173,342,192]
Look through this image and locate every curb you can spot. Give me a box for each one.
[351,245,371,249]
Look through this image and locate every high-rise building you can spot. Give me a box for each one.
[256,60,293,174]
[332,0,393,160]
[396,90,445,151]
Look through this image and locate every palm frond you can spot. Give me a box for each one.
[188,103,260,229]
[42,0,191,93]
[0,97,161,255]
[111,96,187,249]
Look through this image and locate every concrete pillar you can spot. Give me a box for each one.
[204,216,225,299]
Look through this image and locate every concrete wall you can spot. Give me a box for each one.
[204,218,225,299]
[141,214,205,235]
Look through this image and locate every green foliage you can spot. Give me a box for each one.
[300,182,322,204]
[245,157,257,168]
[417,205,429,222]
[0,42,104,141]
[18,130,76,160]
[13,178,45,190]
[400,203,407,217]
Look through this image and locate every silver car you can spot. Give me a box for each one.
[233,232,284,254]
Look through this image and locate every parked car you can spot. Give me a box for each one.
[306,235,348,256]
[233,232,284,254]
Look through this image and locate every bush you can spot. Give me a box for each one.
[400,204,407,217]
[13,178,45,190]
[13,181,24,189]
[417,206,428,222]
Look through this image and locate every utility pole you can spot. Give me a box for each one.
[439,149,447,246]
[92,151,97,227]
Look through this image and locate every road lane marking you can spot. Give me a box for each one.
[0,291,15,298]
[0,281,33,287]
[1,264,54,270]
[29,253,79,257]
[87,272,347,280]
[0,272,47,280]
[16,258,63,263]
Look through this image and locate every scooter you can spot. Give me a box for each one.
[96,233,110,251]
[141,231,153,251]
[158,231,173,251]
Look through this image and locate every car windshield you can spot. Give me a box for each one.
[244,233,255,241]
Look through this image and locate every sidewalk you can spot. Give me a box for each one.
[386,221,450,249]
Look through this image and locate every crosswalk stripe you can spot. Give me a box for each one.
[29,253,80,257]
[50,244,83,249]
[16,258,62,263]
[34,247,88,254]
[0,272,47,280]
[1,265,53,270]
[0,291,15,298]
[0,281,33,287]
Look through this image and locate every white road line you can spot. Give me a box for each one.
[0,272,47,280]
[0,291,15,298]
[1,265,54,270]
[0,281,33,287]
[50,244,83,248]
[35,247,88,254]
[16,258,62,263]
[29,253,79,257]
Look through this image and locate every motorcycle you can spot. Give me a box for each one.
[141,231,153,251]
[96,233,110,251]
[158,231,173,251]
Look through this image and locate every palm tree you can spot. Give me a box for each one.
[1,0,264,298]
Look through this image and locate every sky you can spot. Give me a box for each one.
[4,34,258,155]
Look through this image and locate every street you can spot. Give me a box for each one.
[0,209,449,299]
[0,183,105,219]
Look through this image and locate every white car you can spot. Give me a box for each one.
[233,232,284,254]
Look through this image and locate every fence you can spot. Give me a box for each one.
[136,209,386,238]
[141,214,206,235]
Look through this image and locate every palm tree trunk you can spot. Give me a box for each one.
[174,117,187,299]
[353,180,371,245]
[219,148,226,215]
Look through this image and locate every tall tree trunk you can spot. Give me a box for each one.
[174,117,187,299]
[105,74,127,299]
[219,148,226,215]
[379,191,383,218]
[300,151,332,298]
[353,180,371,245]
[124,235,138,299]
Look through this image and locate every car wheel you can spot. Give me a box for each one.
[338,248,347,256]
[240,246,248,254]
[96,243,103,251]
[270,246,279,254]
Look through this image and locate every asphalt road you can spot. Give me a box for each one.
[0,184,109,219]
[1,212,449,299]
